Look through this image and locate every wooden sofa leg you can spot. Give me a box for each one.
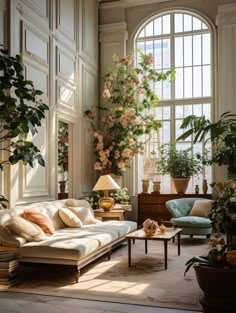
[75,267,80,283]
[107,250,112,260]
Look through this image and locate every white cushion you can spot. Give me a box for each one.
[68,206,102,225]
[58,208,83,228]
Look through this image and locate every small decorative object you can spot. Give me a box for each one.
[152,181,161,194]
[143,218,158,236]
[195,184,199,194]
[142,179,149,193]
[159,223,166,232]
[59,180,66,193]
[202,179,208,194]
[93,175,120,211]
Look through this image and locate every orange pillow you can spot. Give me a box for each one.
[22,209,55,235]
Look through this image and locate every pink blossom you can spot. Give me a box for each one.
[114,150,120,159]
[94,162,102,170]
[144,53,153,65]
[96,143,104,150]
[139,88,146,95]
[103,88,111,98]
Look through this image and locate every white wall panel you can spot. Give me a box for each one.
[56,0,75,42]
[25,63,49,97]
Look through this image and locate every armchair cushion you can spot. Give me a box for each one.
[171,216,212,228]
[189,200,212,217]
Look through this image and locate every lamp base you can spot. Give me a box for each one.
[98,197,115,211]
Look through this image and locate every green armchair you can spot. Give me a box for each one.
[165,198,212,238]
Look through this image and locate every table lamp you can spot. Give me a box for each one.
[93,175,120,211]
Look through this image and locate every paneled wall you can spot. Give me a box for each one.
[0,0,98,206]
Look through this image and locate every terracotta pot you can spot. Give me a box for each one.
[194,266,236,313]
[172,177,190,194]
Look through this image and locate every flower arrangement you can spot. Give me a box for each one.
[185,180,236,274]
[84,50,174,176]
[143,218,159,236]
[109,187,130,204]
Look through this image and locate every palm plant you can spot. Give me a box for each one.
[177,111,236,179]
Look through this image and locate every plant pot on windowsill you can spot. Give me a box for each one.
[173,177,190,194]
[59,180,67,193]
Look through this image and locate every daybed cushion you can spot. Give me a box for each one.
[6,215,46,242]
[19,220,137,261]
[58,208,83,228]
[0,224,27,247]
[171,216,212,228]
[68,206,102,225]
[22,209,55,235]
[189,200,212,217]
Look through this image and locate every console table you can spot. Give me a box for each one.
[138,193,211,228]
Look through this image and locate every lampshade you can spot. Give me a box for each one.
[93,175,120,192]
[93,175,120,211]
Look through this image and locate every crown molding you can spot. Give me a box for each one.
[217,3,236,14]
[99,21,127,32]
[100,0,173,9]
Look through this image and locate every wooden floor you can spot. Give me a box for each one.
[0,292,201,313]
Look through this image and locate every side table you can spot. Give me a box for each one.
[94,209,126,221]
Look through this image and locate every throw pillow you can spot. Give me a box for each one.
[6,215,46,242]
[22,209,55,235]
[0,224,27,247]
[189,200,212,217]
[65,199,95,216]
[58,208,83,228]
[68,206,102,225]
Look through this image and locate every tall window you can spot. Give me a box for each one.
[136,11,212,193]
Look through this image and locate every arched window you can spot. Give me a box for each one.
[135,11,213,193]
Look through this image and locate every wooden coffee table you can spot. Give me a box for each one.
[125,227,182,269]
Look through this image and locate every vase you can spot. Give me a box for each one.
[59,180,66,193]
[142,179,149,193]
[194,266,236,313]
[172,178,190,194]
[152,181,161,194]
[202,179,208,194]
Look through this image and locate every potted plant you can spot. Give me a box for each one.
[156,144,202,194]
[184,180,236,313]
[84,50,175,177]
[0,47,49,207]
[177,111,236,179]
[58,121,68,193]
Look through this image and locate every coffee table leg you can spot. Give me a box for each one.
[145,239,148,254]
[128,238,131,267]
[164,240,168,269]
[177,232,181,256]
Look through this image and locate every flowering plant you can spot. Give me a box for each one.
[109,187,130,204]
[84,50,174,176]
[185,180,236,274]
[143,218,159,235]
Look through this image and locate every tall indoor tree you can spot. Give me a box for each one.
[0,47,49,207]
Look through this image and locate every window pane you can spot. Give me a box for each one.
[138,29,145,38]
[155,81,162,99]
[163,121,170,143]
[146,41,153,55]
[175,68,183,98]
[154,17,162,35]
[163,106,170,119]
[193,104,202,116]
[202,22,208,29]
[184,67,192,98]
[184,105,192,117]
[163,78,171,99]
[163,39,170,69]
[163,15,170,34]
[154,40,162,68]
[193,66,202,97]
[202,33,210,64]
[193,17,201,30]
[193,35,201,65]
[184,36,192,66]
[175,14,183,33]
[203,103,211,119]
[175,105,184,118]
[145,21,153,37]
[175,37,183,67]
[175,119,183,139]
[137,41,145,52]
[203,65,211,96]
[184,14,192,32]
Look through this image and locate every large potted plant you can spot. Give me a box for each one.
[184,181,236,313]
[84,50,174,178]
[0,47,49,207]
[156,144,202,194]
[177,111,236,179]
